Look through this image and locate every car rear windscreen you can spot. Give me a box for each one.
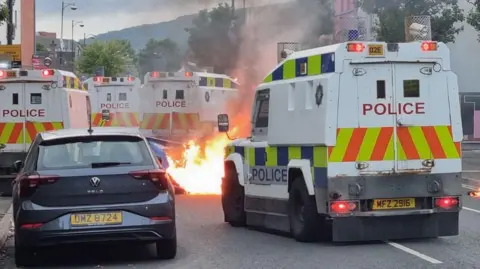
[36,135,154,170]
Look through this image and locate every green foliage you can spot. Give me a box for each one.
[0,3,8,25]
[360,0,464,43]
[186,3,239,74]
[467,0,480,41]
[76,40,132,76]
[137,38,182,78]
[36,43,48,52]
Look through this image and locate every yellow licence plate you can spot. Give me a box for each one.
[70,212,122,226]
[372,198,415,210]
[368,44,384,56]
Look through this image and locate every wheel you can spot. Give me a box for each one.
[288,178,329,242]
[156,237,177,260]
[14,245,37,267]
[221,167,246,227]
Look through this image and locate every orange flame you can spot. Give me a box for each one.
[166,134,232,195]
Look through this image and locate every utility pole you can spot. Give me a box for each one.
[6,0,13,44]
[231,0,235,16]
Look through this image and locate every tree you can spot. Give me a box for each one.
[137,38,182,78]
[76,40,131,76]
[36,43,48,52]
[361,0,464,43]
[186,3,239,74]
[467,0,480,41]
[0,3,8,25]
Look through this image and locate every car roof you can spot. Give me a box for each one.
[40,127,144,141]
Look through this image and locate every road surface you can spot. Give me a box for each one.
[1,155,480,268]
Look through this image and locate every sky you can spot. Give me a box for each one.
[35,0,291,40]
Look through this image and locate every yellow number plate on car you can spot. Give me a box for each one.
[70,212,122,226]
[368,44,384,56]
[6,71,16,77]
[372,198,415,210]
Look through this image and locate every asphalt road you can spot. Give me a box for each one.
[2,156,480,268]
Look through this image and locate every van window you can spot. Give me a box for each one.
[30,93,42,104]
[175,90,184,100]
[119,92,127,101]
[377,80,386,99]
[403,79,420,98]
[163,89,168,99]
[254,89,270,128]
[106,93,111,101]
[12,93,18,105]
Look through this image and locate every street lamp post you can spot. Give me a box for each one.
[60,1,77,68]
[72,20,84,51]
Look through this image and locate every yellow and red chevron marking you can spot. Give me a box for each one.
[328,125,461,162]
[0,122,64,144]
[91,112,139,127]
[172,112,200,130]
[140,113,170,130]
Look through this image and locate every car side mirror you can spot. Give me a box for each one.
[217,114,229,132]
[13,160,23,173]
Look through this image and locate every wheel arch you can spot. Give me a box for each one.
[225,153,245,186]
[288,159,314,195]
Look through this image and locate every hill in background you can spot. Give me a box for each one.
[89,13,195,50]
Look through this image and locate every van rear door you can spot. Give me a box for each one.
[392,63,460,172]
[0,82,26,152]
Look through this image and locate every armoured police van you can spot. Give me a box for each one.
[0,69,89,186]
[220,41,463,242]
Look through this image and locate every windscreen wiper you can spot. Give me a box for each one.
[91,162,131,168]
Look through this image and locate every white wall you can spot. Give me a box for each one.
[448,0,480,93]
[0,0,21,45]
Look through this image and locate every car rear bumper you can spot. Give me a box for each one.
[16,220,175,247]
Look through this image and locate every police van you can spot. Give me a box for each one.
[140,71,239,141]
[0,69,89,182]
[219,41,463,242]
[83,76,141,127]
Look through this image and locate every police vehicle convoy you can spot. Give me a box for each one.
[0,69,89,185]
[139,70,239,143]
[219,41,463,242]
[12,126,177,267]
[83,76,141,127]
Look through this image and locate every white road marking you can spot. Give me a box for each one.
[463,207,480,214]
[386,241,442,264]
[463,171,480,173]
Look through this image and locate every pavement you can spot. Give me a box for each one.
[3,156,480,268]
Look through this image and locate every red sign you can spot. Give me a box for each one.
[362,103,425,115]
[100,103,130,109]
[3,109,45,117]
[156,100,186,108]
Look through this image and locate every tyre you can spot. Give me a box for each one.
[221,167,246,227]
[288,178,328,242]
[156,237,177,260]
[15,245,37,267]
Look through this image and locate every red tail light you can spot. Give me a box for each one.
[19,174,59,196]
[346,43,365,52]
[330,201,357,214]
[421,41,437,51]
[128,76,135,82]
[151,71,159,78]
[151,216,171,221]
[0,70,6,78]
[434,197,459,209]
[129,169,169,190]
[41,69,55,77]
[94,76,102,82]
[20,223,43,229]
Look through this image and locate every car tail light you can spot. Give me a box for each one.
[0,70,6,78]
[151,71,159,78]
[20,223,43,229]
[19,174,59,196]
[330,200,357,214]
[434,197,459,209]
[94,76,102,82]
[129,169,169,190]
[128,76,135,82]
[151,216,171,221]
